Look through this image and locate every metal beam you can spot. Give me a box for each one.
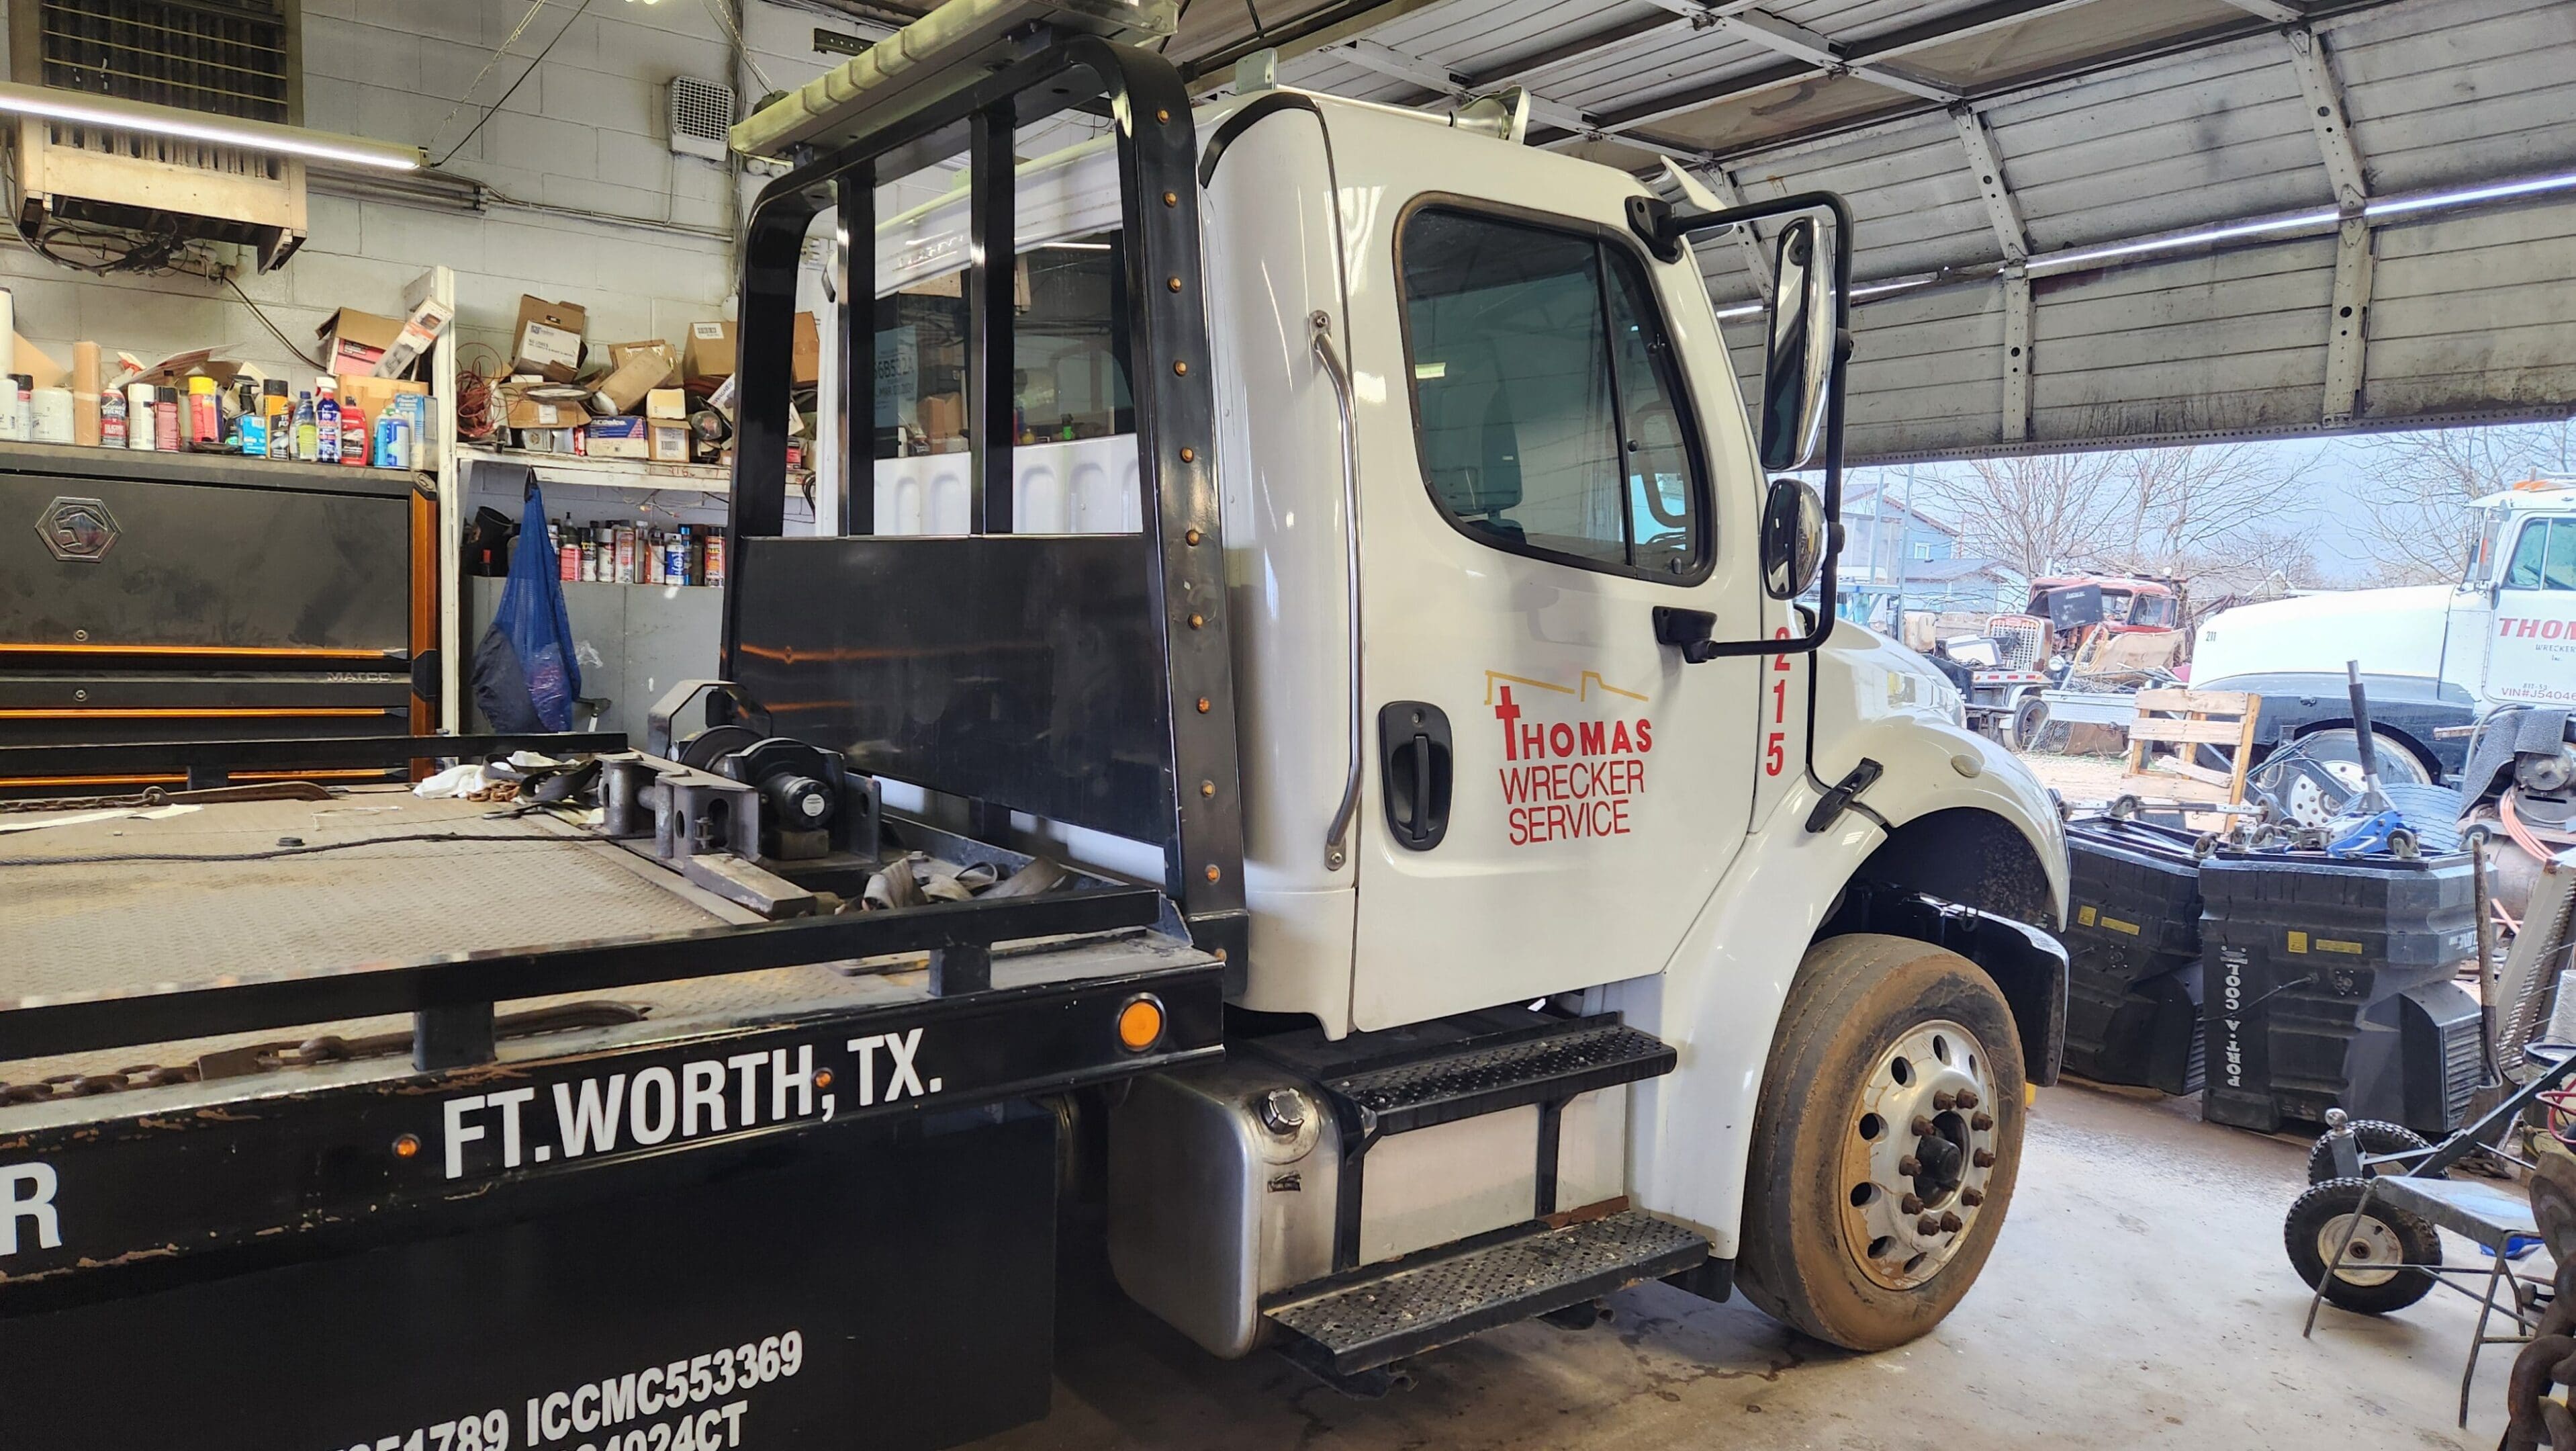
[2001,265,2032,443]
[1715,7,1965,103]
[2218,0,2305,19]
[1950,105,2028,261]
[1699,164,1774,293]
[2325,218,2373,423]
[1176,0,1450,93]
[2283,24,2373,422]
[1332,36,1599,132]
[2284,26,2368,212]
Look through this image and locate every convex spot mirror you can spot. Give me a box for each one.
[1761,477,1827,600]
[1759,215,1838,472]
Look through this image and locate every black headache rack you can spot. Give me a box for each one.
[722,32,1250,977]
[0,728,1223,1307]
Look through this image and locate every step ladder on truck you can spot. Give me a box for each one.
[0,3,2073,1446]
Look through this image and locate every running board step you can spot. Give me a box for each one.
[1265,1209,1709,1377]
[1250,1009,1676,1137]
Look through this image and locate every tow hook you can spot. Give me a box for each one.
[1805,758,1885,834]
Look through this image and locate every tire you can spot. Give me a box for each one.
[1736,933,2027,1352]
[2009,695,2049,752]
[2305,1120,2433,1185]
[2297,728,2435,787]
[2285,1178,2440,1315]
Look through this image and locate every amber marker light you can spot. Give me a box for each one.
[1116,994,1166,1053]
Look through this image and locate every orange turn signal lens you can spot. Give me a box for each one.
[1116,994,1165,1053]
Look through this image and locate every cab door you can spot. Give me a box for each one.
[2487,514,2576,705]
[1345,178,1765,1031]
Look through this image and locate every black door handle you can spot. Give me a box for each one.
[1378,701,1453,850]
[1655,606,1720,664]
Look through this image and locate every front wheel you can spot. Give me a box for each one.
[1736,934,2027,1351]
[2009,695,2050,752]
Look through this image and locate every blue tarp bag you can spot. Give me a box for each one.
[473,476,580,732]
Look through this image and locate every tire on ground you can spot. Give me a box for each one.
[2283,1178,2440,1315]
[1736,932,2027,1352]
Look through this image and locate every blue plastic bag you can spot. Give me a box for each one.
[479,479,580,732]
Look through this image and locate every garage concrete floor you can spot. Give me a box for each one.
[983,1084,2512,1450]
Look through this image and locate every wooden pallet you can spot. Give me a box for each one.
[2124,687,2261,805]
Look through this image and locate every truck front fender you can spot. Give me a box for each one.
[1603,716,2068,1260]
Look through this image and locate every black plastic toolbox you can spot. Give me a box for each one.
[2199,849,2482,1136]
[2061,816,2207,1093]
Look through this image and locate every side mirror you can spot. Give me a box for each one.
[1758,216,1837,472]
[1761,477,1828,600]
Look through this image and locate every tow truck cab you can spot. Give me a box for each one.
[721,6,2066,1390]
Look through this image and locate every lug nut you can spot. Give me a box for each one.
[1939,1211,1964,1233]
[1971,1111,1994,1132]
[1955,1088,1980,1110]
[1917,1215,1941,1235]
[1973,1149,1996,1168]
[1911,1115,1937,1137]
[1933,1091,1957,1111]
[1897,1155,1923,1177]
[1899,1193,1923,1215]
[1960,1188,1984,1207]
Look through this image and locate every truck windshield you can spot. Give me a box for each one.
[2129,594,2176,627]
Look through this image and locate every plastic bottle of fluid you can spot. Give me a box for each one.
[315,380,340,464]
[293,392,319,462]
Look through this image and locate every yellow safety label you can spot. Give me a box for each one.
[2077,906,2097,926]
[2287,931,2309,953]
[2099,916,2141,936]
[2315,938,2365,955]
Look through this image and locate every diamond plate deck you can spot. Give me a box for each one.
[1266,1209,1709,1376]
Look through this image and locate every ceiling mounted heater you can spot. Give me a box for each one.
[6,0,311,273]
[670,77,736,163]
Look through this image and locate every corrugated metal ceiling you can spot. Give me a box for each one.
[1156,0,2576,459]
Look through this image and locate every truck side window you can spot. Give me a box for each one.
[2505,520,2551,589]
[2550,520,2576,590]
[1399,208,1708,580]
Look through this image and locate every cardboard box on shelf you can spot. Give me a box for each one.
[588,343,678,416]
[792,311,819,387]
[371,298,455,380]
[510,296,589,382]
[318,309,402,375]
[608,341,682,388]
[587,416,649,459]
[500,382,591,432]
[681,320,736,382]
[649,421,692,464]
[645,388,688,421]
[336,373,428,425]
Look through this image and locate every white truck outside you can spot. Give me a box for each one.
[2192,478,2576,782]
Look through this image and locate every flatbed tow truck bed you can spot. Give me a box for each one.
[0,750,1222,1451]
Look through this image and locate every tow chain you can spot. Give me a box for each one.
[0,1002,650,1106]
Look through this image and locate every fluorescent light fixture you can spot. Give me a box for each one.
[2027,208,2340,274]
[2366,169,2576,219]
[0,81,422,172]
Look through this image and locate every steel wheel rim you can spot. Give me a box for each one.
[1840,1018,2003,1290]
[2318,1211,2403,1287]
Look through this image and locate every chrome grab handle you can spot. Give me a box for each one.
[1313,310,1364,872]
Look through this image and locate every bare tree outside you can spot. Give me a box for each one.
[2095,443,2315,581]
[2348,421,2576,583]
[1916,451,2124,578]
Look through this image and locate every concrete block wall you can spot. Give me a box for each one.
[0,1,862,386]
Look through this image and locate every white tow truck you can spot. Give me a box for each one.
[0,5,2070,1445]
[2193,476,2576,783]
